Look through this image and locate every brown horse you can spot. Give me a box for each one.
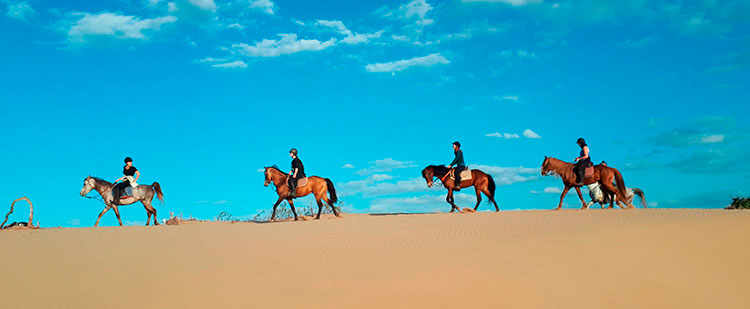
[540,157,634,210]
[263,166,339,221]
[421,165,499,213]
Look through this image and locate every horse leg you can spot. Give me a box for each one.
[270,197,284,221]
[446,191,459,213]
[143,201,158,226]
[321,195,340,217]
[574,187,587,210]
[315,198,324,220]
[113,206,123,226]
[473,187,482,211]
[602,182,633,209]
[287,199,299,221]
[94,207,110,227]
[556,186,571,210]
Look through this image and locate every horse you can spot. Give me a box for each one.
[263,166,340,221]
[540,157,635,210]
[421,165,499,213]
[80,176,164,226]
[586,183,648,209]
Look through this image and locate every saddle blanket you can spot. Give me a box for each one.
[112,186,133,198]
[584,166,595,178]
[449,169,473,181]
[290,177,308,188]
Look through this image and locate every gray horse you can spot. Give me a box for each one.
[586,182,647,209]
[80,176,164,226]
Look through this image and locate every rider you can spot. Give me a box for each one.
[113,157,139,205]
[448,141,466,191]
[573,138,591,185]
[288,148,305,198]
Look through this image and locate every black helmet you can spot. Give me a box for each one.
[453,141,461,148]
[124,157,133,163]
[289,148,298,155]
[576,138,586,146]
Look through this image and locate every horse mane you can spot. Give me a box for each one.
[266,165,287,175]
[545,157,575,179]
[91,177,112,185]
[425,165,451,177]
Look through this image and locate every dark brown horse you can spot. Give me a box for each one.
[540,157,634,210]
[263,166,339,221]
[421,165,499,213]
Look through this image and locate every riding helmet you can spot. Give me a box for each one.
[453,141,461,148]
[124,157,133,163]
[289,148,298,155]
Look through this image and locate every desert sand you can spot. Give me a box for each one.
[1,209,749,308]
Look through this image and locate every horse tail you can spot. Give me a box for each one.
[325,178,338,204]
[612,169,629,204]
[487,173,496,200]
[632,188,647,208]
[152,182,164,204]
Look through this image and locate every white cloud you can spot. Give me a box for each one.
[365,53,449,73]
[469,165,539,186]
[341,31,384,44]
[369,174,394,181]
[248,0,275,15]
[462,0,542,6]
[356,158,417,175]
[342,163,355,169]
[169,0,217,24]
[316,20,384,45]
[185,0,216,11]
[523,129,542,139]
[199,57,226,62]
[382,0,434,26]
[497,95,519,101]
[232,34,335,57]
[486,132,520,139]
[403,0,434,25]
[212,200,229,205]
[211,60,247,69]
[543,187,562,194]
[5,1,35,20]
[226,23,244,30]
[699,134,724,144]
[340,177,432,197]
[67,13,176,43]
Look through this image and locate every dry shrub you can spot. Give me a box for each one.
[1,197,39,230]
[165,212,200,225]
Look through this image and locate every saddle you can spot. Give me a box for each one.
[288,177,309,188]
[112,186,134,199]
[585,166,595,178]
[449,169,473,181]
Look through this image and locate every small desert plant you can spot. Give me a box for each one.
[726,197,750,209]
[251,200,345,221]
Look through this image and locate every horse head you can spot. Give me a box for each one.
[80,176,96,197]
[421,166,436,187]
[540,156,553,176]
[264,165,283,187]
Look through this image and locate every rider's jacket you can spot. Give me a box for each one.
[291,158,305,178]
[450,150,465,168]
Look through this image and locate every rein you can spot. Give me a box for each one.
[440,169,454,182]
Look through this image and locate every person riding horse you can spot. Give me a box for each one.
[288,148,305,198]
[573,138,592,185]
[447,141,466,191]
[112,157,140,205]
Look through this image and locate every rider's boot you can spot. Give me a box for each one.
[454,180,461,191]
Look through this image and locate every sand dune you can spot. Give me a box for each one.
[1,209,749,308]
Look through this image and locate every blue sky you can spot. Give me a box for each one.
[1,0,748,227]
